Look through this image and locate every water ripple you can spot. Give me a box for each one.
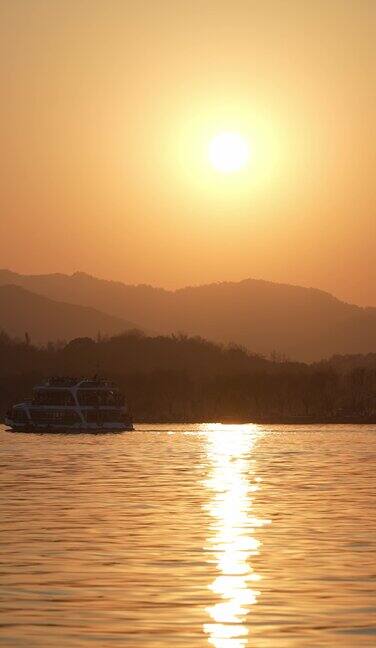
[0,423,375,647]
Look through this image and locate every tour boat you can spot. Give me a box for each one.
[5,377,134,432]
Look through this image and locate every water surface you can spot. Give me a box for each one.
[1,423,375,646]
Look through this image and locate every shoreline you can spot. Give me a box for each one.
[2,415,376,427]
[135,416,376,425]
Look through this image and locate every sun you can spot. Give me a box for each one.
[208,132,250,173]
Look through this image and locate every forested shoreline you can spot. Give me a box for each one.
[1,330,376,423]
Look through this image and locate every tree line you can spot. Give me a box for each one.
[1,329,376,422]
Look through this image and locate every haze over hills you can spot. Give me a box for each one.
[1,269,376,360]
[0,284,141,344]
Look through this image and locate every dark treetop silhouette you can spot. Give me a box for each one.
[1,329,376,423]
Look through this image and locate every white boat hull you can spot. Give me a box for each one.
[4,418,133,433]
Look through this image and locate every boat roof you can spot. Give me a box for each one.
[34,377,118,390]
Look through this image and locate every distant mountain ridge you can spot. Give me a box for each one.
[1,269,376,360]
[0,284,141,344]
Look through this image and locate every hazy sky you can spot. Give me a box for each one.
[0,0,375,304]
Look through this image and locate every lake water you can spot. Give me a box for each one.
[0,423,375,647]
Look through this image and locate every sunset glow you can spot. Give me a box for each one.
[1,1,375,303]
[208,133,250,174]
[0,0,376,648]
[1,2,375,646]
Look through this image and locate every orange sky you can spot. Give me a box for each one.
[0,0,375,305]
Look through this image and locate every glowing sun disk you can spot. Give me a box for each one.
[209,132,250,173]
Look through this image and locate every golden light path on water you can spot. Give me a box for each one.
[201,424,271,648]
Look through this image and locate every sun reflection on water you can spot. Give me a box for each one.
[201,423,270,648]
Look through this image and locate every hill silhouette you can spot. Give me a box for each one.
[1,269,376,360]
[0,284,142,344]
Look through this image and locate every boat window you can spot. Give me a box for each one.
[32,390,75,406]
[77,390,100,406]
[113,391,125,406]
[30,410,80,424]
[84,409,124,423]
[100,390,125,406]
[84,410,99,423]
[80,381,99,388]
[77,390,125,406]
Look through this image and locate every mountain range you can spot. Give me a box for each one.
[0,284,139,344]
[0,268,375,361]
